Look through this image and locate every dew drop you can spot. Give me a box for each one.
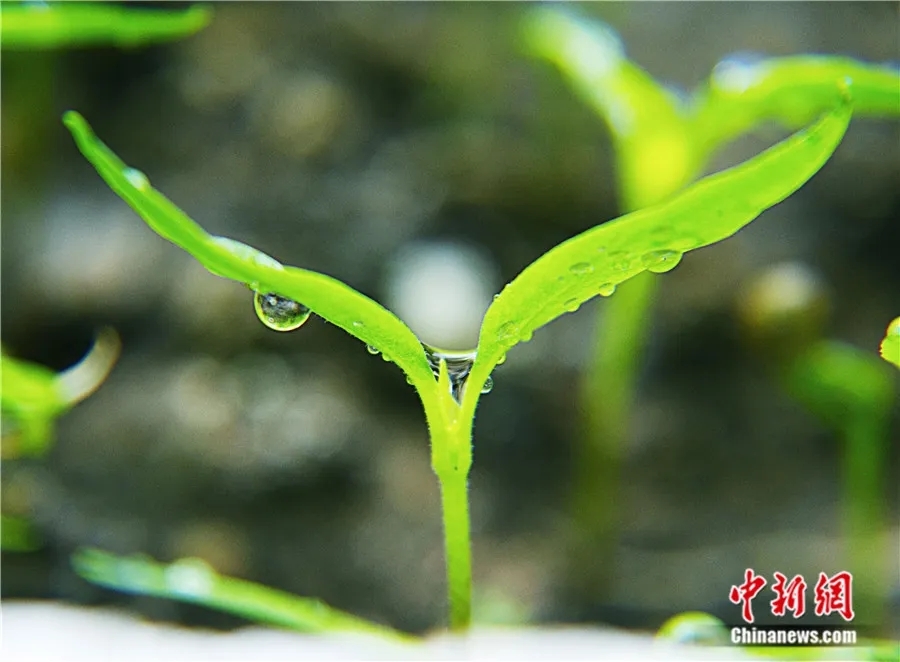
[164,558,215,598]
[642,249,683,274]
[481,376,494,394]
[366,344,380,355]
[520,330,533,343]
[569,262,594,275]
[598,282,616,297]
[352,320,364,329]
[123,167,149,190]
[423,344,477,404]
[253,291,311,331]
[563,297,581,313]
[495,353,507,366]
[711,52,768,94]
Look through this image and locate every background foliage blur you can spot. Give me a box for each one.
[2,1,898,635]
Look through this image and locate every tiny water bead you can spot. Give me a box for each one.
[123,167,149,190]
[598,282,616,297]
[563,297,581,313]
[253,291,311,331]
[481,375,494,394]
[642,249,683,274]
[569,261,594,275]
[366,344,380,355]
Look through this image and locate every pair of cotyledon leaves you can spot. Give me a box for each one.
[64,98,852,427]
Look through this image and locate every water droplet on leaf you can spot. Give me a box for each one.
[481,376,494,394]
[165,558,215,598]
[423,344,478,404]
[564,298,581,313]
[352,320,364,329]
[253,291,311,331]
[366,345,380,355]
[123,168,149,190]
[642,249,683,274]
[598,282,616,297]
[711,52,768,94]
[569,262,594,275]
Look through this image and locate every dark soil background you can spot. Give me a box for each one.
[2,1,898,637]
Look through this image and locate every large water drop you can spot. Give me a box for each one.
[422,344,496,403]
[123,168,149,190]
[598,282,616,297]
[253,292,311,331]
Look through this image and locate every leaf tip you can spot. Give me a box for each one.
[61,110,83,130]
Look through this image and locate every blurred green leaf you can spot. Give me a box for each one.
[463,101,851,416]
[880,317,900,369]
[0,2,211,49]
[521,7,694,209]
[691,56,900,164]
[1,514,41,552]
[62,111,436,397]
[72,548,416,641]
[1,329,119,457]
[784,340,895,428]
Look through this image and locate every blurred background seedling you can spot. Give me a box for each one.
[520,8,900,619]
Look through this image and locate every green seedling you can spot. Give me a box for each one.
[0,1,211,49]
[71,548,415,641]
[65,88,849,632]
[739,263,896,630]
[0,331,120,552]
[521,7,900,601]
[1,329,120,459]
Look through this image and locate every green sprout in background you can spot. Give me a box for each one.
[1,0,212,556]
[738,263,896,629]
[71,548,416,642]
[64,79,849,631]
[0,1,211,50]
[520,7,900,607]
[1,331,119,551]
